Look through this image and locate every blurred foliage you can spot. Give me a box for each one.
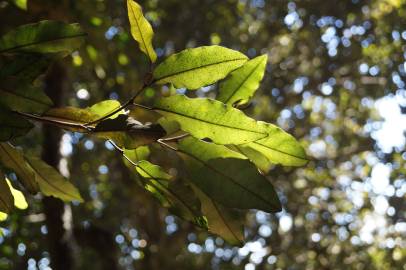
[0,0,406,269]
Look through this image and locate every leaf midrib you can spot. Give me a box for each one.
[154,107,268,138]
[154,58,247,82]
[128,0,153,61]
[26,158,79,200]
[252,141,307,162]
[0,32,86,53]
[136,165,199,216]
[189,154,277,210]
[0,88,52,108]
[222,59,263,104]
[211,199,241,244]
[0,144,36,190]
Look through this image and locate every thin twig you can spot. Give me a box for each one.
[85,83,149,126]
[15,111,93,132]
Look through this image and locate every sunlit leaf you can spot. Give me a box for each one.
[0,76,53,114]
[229,144,272,173]
[154,95,268,145]
[0,143,38,193]
[178,137,281,212]
[0,108,33,141]
[240,122,308,167]
[127,0,157,62]
[8,0,27,10]
[6,178,28,209]
[217,54,267,106]
[0,20,86,54]
[89,100,123,119]
[153,46,248,89]
[25,156,83,202]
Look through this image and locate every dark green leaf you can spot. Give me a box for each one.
[178,137,281,212]
[25,156,83,202]
[0,143,38,194]
[0,53,55,82]
[0,171,14,214]
[153,46,248,89]
[193,186,244,246]
[0,20,86,54]
[0,76,53,114]
[134,160,206,227]
[0,108,33,141]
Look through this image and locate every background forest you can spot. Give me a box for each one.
[0,0,406,269]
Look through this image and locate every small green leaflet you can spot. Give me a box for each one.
[0,76,53,114]
[240,122,308,167]
[0,108,33,142]
[154,95,268,145]
[178,137,281,212]
[153,46,248,89]
[217,54,268,106]
[0,172,14,214]
[127,0,157,63]
[0,20,86,54]
[0,143,38,193]
[25,156,83,202]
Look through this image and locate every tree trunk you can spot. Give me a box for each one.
[41,62,74,270]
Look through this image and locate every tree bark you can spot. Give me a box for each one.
[41,62,74,270]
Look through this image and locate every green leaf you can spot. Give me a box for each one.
[8,0,27,10]
[0,20,86,54]
[154,95,268,145]
[0,53,55,82]
[25,156,83,202]
[0,172,14,214]
[153,46,248,89]
[6,178,28,209]
[193,186,244,246]
[0,108,34,141]
[123,146,150,166]
[229,145,272,173]
[217,54,267,106]
[240,122,308,167]
[178,137,281,212]
[127,0,157,63]
[89,100,123,119]
[0,76,53,114]
[135,160,206,227]
[40,107,96,132]
[94,114,166,149]
[0,143,38,193]
[0,177,29,220]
